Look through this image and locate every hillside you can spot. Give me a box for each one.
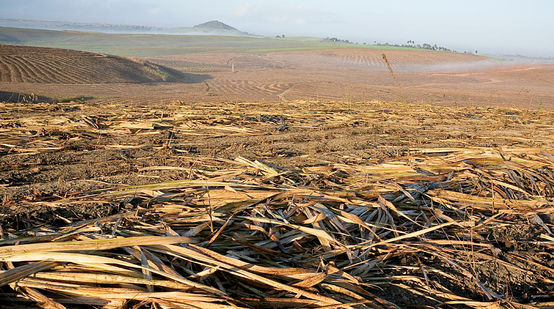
[0,18,249,36]
[0,44,184,83]
[193,20,240,31]
[0,27,366,57]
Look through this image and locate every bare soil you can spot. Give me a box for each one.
[0,44,190,83]
[0,46,553,308]
[1,99,552,220]
[0,99,553,307]
[1,47,552,109]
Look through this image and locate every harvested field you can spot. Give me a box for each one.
[0,45,187,84]
[1,47,553,109]
[0,99,553,308]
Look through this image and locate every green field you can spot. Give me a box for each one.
[0,27,419,57]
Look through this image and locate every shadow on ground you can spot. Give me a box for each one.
[178,72,213,84]
[0,91,53,103]
[155,63,212,83]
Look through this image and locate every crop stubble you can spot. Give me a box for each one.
[0,99,552,308]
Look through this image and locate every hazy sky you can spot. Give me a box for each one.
[2,0,553,57]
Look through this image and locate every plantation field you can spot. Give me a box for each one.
[0,45,186,84]
[2,47,553,109]
[0,98,553,308]
[0,33,553,308]
[2,29,553,109]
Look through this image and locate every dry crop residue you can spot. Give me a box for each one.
[0,99,553,308]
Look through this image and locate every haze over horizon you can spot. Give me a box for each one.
[1,0,553,58]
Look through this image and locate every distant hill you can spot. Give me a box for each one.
[0,44,185,84]
[193,20,239,31]
[0,18,250,36]
[0,27,357,58]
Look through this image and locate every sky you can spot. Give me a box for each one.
[1,0,553,57]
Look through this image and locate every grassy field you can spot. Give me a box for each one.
[0,27,422,57]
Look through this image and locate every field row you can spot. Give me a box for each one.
[0,44,183,84]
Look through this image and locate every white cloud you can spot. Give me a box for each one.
[293,18,306,25]
[148,8,161,15]
[267,16,307,25]
[233,2,256,17]
[267,16,287,23]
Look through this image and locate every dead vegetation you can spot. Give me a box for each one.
[0,99,553,308]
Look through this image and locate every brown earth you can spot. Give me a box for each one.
[0,44,190,83]
[0,46,553,307]
[0,99,553,307]
[0,47,552,109]
[1,99,552,204]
